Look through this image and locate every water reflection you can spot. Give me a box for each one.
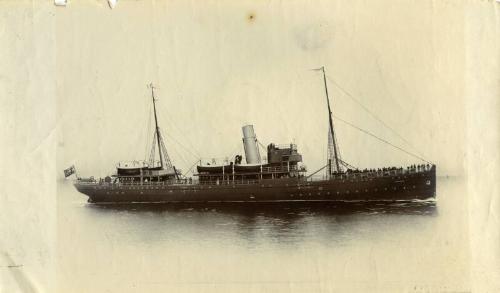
[88,200,437,216]
[82,201,437,247]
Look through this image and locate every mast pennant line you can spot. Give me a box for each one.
[324,75,427,161]
[333,115,432,164]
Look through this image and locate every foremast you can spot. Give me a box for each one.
[320,66,343,175]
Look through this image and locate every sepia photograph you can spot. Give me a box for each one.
[0,1,499,292]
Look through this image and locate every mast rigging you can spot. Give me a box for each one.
[319,66,342,174]
[148,83,174,170]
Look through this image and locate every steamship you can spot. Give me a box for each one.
[73,68,436,203]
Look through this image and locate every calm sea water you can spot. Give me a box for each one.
[55,177,469,293]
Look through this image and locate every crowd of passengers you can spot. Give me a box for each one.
[332,164,433,176]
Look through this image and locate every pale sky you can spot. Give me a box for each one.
[55,0,466,177]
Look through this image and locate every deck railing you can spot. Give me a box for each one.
[77,165,434,186]
[196,164,305,176]
[307,165,434,182]
[77,178,286,187]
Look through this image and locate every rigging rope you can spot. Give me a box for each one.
[325,75,427,160]
[338,158,357,170]
[333,115,432,164]
[306,163,328,179]
[148,131,157,166]
[163,131,202,162]
[156,101,202,158]
[183,159,201,177]
[224,142,244,162]
[144,98,153,162]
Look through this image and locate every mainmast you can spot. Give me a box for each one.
[150,83,164,169]
[320,66,342,174]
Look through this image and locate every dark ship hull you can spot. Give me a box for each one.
[75,166,435,204]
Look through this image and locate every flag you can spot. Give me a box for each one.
[64,165,76,178]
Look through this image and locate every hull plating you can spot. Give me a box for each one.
[75,169,436,204]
